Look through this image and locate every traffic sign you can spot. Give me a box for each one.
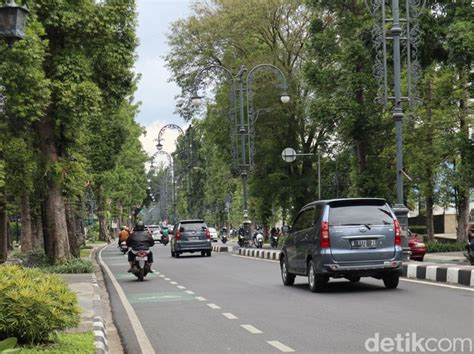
[281,147,297,162]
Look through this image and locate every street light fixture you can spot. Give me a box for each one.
[0,0,29,45]
[192,63,290,226]
[0,0,29,114]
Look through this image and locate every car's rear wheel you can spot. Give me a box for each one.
[171,250,175,257]
[206,250,212,257]
[308,260,328,292]
[280,257,295,286]
[382,273,399,289]
[175,251,180,258]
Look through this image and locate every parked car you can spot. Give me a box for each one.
[208,227,218,242]
[170,220,212,257]
[408,230,426,261]
[280,198,403,292]
[146,224,161,242]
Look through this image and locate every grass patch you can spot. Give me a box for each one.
[43,259,93,274]
[80,248,92,258]
[426,242,466,253]
[19,331,94,353]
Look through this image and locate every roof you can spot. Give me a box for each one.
[302,198,387,209]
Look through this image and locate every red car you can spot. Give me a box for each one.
[408,231,426,261]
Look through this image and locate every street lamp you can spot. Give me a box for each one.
[155,124,185,153]
[0,0,29,114]
[365,0,425,261]
[191,63,290,226]
[0,0,29,45]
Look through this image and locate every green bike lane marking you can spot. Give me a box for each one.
[113,272,160,280]
[127,291,195,304]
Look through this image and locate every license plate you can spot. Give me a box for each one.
[136,256,146,261]
[350,239,377,249]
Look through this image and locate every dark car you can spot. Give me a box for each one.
[280,198,403,292]
[170,220,212,257]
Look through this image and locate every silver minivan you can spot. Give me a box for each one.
[280,198,403,291]
[170,219,212,257]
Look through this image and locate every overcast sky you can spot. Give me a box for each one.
[135,0,192,160]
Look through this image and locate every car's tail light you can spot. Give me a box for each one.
[176,229,181,240]
[394,219,401,245]
[320,221,330,248]
[206,228,211,240]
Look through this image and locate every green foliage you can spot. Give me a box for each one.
[18,332,94,354]
[410,226,427,235]
[86,224,100,243]
[13,251,49,268]
[0,266,80,344]
[426,242,466,253]
[0,337,18,353]
[43,259,93,274]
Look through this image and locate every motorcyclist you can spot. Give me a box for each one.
[127,221,155,272]
[118,226,129,247]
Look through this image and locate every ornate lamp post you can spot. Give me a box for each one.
[155,123,184,151]
[365,0,425,260]
[191,64,290,227]
[152,150,175,223]
[0,0,29,114]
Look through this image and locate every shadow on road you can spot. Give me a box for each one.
[289,280,404,294]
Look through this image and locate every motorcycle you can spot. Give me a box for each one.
[463,244,474,265]
[270,235,278,249]
[130,249,151,281]
[238,234,246,247]
[161,234,169,246]
[253,231,264,249]
[119,241,128,254]
[221,234,228,244]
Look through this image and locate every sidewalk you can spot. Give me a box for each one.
[60,246,123,354]
[423,251,467,264]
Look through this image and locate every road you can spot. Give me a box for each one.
[100,243,474,354]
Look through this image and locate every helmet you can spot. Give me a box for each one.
[135,221,145,231]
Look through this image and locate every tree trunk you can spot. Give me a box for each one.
[31,211,44,251]
[98,213,110,242]
[38,118,71,264]
[0,199,7,263]
[20,192,33,253]
[45,183,71,263]
[426,194,435,241]
[65,202,80,258]
[456,188,470,244]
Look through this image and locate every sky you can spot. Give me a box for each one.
[135,0,192,161]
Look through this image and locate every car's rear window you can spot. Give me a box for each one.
[329,205,394,226]
[181,222,207,231]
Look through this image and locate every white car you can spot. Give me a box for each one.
[208,227,218,242]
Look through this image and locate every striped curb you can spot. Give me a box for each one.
[236,248,474,287]
[238,248,280,260]
[402,263,474,287]
[212,245,229,252]
[93,316,108,354]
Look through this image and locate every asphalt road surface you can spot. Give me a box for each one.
[100,243,474,354]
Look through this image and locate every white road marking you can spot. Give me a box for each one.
[99,246,155,354]
[207,303,221,310]
[195,296,207,301]
[185,290,195,295]
[400,278,474,291]
[177,285,186,289]
[164,278,171,281]
[159,275,165,278]
[267,341,295,353]
[170,281,178,285]
[241,324,263,334]
[232,254,278,263]
[222,312,238,320]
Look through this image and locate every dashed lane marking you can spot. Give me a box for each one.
[222,313,238,320]
[241,324,263,334]
[159,275,165,278]
[267,341,295,353]
[195,296,207,301]
[177,285,186,289]
[170,281,178,285]
[185,290,195,295]
[164,278,171,281]
[207,303,221,310]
